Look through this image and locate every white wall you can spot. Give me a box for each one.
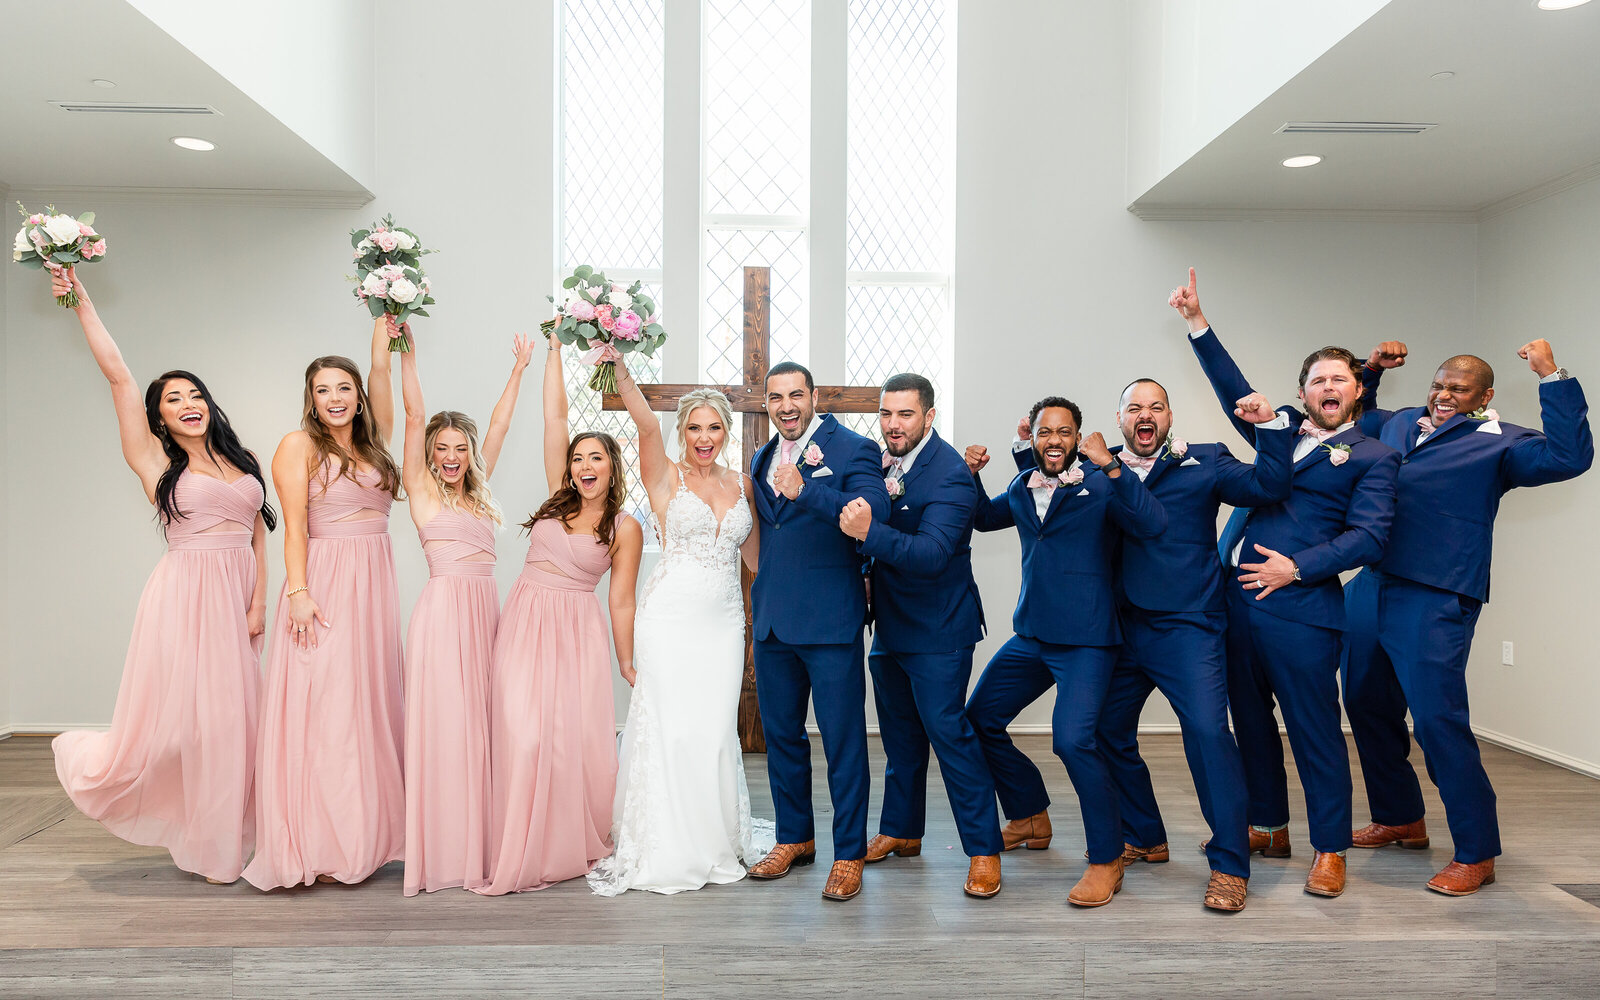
[0,191,10,735]
[127,0,378,192]
[1125,0,1390,202]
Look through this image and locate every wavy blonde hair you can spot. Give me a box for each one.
[425,410,502,525]
[675,388,735,467]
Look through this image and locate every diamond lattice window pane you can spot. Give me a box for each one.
[844,282,948,434]
[847,0,950,273]
[704,0,810,217]
[702,229,808,387]
[562,0,665,270]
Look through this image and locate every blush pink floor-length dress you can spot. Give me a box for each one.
[474,516,616,894]
[243,461,405,890]
[402,507,498,895]
[53,471,266,883]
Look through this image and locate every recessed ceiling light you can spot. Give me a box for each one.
[1536,0,1592,10]
[1430,70,1455,80]
[91,78,117,89]
[1282,155,1323,168]
[171,136,216,151]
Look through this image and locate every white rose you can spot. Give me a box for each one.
[14,228,30,254]
[356,238,374,253]
[361,273,388,295]
[387,276,419,304]
[43,214,81,247]
[607,290,632,310]
[394,231,416,250]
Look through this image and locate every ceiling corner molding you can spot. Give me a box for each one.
[4,185,374,210]
[1476,159,1600,223]
[1127,205,1480,224]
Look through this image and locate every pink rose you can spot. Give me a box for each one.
[1064,467,1085,486]
[27,214,44,225]
[614,310,643,341]
[374,231,399,253]
[80,239,106,259]
[886,477,905,498]
[802,442,823,466]
[569,299,596,322]
[596,303,616,332]
[1168,437,1188,458]
[78,222,95,237]
[1327,447,1349,467]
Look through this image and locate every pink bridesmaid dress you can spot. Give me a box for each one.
[53,471,265,883]
[243,461,405,890]
[474,516,617,894]
[402,508,498,895]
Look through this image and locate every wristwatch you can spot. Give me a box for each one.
[1098,457,1122,473]
[1549,367,1571,381]
[1290,559,1303,583]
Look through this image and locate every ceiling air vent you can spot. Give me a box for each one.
[1276,121,1435,135]
[49,101,221,115]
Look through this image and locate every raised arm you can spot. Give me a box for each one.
[969,469,1017,533]
[1356,340,1408,434]
[398,332,439,520]
[50,266,165,500]
[367,315,397,443]
[793,430,890,525]
[1503,340,1594,487]
[542,340,572,495]
[855,466,977,577]
[1212,393,1295,507]
[606,516,645,687]
[613,362,674,504]
[482,333,536,479]
[1082,432,1168,539]
[272,432,330,650]
[1173,268,1261,447]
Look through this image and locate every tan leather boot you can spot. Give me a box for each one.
[1352,819,1429,850]
[747,840,817,880]
[864,834,922,863]
[1427,859,1495,896]
[821,859,864,901]
[964,855,1001,898]
[1067,858,1125,907]
[1304,851,1346,898]
[1001,810,1053,851]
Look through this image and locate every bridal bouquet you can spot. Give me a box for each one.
[350,214,435,352]
[13,204,106,308]
[541,265,666,393]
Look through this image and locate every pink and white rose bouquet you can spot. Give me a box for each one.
[14,204,106,307]
[350,214,436,351]
[541,265,667,393]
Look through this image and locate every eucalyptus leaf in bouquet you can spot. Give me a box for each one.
[540,265,668,393]
[13,203,106,307]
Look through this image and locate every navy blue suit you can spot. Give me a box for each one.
[751,413,888,860]
[964,458,1167,865]
[861,429,1001,857]
[1343,366,1592,863]
[1017,423,1294,879]
[1193,328,1400,854]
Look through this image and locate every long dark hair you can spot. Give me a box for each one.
[523,431,626,548]
[301,355,402,496]
[144,370,278,532]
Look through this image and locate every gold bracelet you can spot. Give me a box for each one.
[286,586,308,598]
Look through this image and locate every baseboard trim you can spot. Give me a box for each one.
[5,724,108,736]
[1471,725,1600,780]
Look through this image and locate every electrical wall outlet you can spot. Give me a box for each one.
[1502,641,1514,666]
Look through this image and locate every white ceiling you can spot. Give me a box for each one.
[0,0,369,199]
[1130,0,1600,217]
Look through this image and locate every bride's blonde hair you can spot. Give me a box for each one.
[675,388,735,468]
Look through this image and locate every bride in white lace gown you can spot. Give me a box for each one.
[589,376,773,896]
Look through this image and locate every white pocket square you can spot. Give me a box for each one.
[1180,457,1202,467]
[810,466,834,477]
[1076,488,1090,496]
[900,504,910,510]
[1475,420,1502,435]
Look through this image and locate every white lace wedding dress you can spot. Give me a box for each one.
[588,471,774,895]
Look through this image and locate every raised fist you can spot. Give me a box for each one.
[964,444,990,474]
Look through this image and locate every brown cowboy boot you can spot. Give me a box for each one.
[821,859,864,901]
[1121,841,1171,864]
[1304,851,1346,898]
[1427,859,1495,896]
[1203,871,1248,912]
[747,840,816,880]
[1352,819,1430,850]
[1001,810,1053,851]
[1205,826,1291,858]
[864,834,922,863]
[964,855,1001,898]
[1067,858,1125,907]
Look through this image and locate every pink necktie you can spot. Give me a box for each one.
[781,439,796,466]
[1027,471,1058,491]
[1121,453,1158,473]
[1298,420,1337,442]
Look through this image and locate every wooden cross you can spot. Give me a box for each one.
[603,266,882,752]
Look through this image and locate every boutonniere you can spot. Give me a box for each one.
[1468,406,1500,421]
[1161,435,1188,460]
[886,477,905,499]
[802,442,824,466]
[1063,466,1085,486]
[1323,442,1352,466]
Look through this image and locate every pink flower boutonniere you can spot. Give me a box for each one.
[1324,443,1352,466]
[1469,407,1501,421]
[886,477,905,499]
[1063,467,1085,486]
[803,442,824,466]
[1164,436,1188,459]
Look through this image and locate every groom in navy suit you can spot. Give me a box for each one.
[1175,269,1399,899]
[836,373,1003,899]
[746,361,888,901]
[1341,337,1591,896]
[963,397,1167,908]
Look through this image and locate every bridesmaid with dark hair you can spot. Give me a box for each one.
[395,324,535,895]
[48,265,277,885]
[475,338,643,894]
[244,316,406,890]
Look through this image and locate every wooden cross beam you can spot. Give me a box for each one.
[602,266,882,752]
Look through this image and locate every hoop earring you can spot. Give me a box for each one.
[356,401,364,415]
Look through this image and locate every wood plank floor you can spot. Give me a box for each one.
[2,732,1598,998]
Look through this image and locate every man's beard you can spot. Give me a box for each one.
[1033,444,1077,475]
[886,426,926,457]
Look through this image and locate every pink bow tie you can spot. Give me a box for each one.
[1298,420,1338,443]
[1416,415,1436,435]
[1121,453,1158,473]
[1027,471,1058,490]
[882,451,901,470]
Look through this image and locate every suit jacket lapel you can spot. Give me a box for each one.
[1413,413,1473,453]
[1013,474,1043,531]
[1142,450,1176,490]
[896,428,941,494]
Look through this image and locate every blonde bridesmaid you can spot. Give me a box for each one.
[243,316,405,890]
[474,338,643,894]
[48,265,276,884]
[395,325,534,895]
